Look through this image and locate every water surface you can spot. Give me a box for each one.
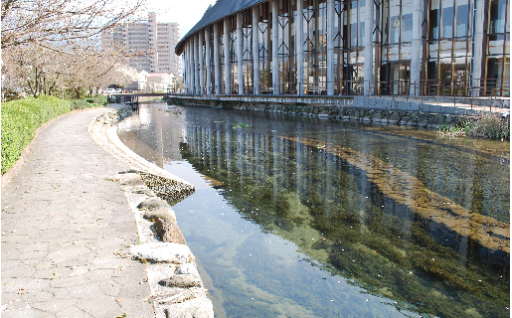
[118,103,510,318]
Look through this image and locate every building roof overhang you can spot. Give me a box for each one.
[175,0,267,56]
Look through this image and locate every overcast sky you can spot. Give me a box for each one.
[147,0,216,39]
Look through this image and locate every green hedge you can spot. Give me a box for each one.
[1,95,107,175]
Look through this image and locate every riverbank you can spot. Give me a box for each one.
[1,105,214,317]
[167,94,509,128]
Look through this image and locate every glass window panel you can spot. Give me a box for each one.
[442,0,455,38]
[440,39,452,58]
[428,59,438,80]
[453,39,467,56]
[389,0,401,43]
[359,0,366,46]
[357,49,365,63]
[382,0,389,44]
[489,0,507,34]
[430,0,440,39]
[382,46,388,61]
[486,57,503,85]
[504,57,510,93]
[350,1,358,47]
[453,57,467,84]
[429,42,439,58]
[402,0,413,42]
[455,0,469,37]
[488,35,505,55]
[401,43,412,60]
[389,44,399,60]
[439,58,452,81]
[350,50,357,63]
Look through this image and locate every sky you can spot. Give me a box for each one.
[147,0,217,40]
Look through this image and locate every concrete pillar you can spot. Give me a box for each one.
[190,40,196,94]
[194,35,200,94]
[199,32,205,94]
[471,0,485,94]
[252,6,260,94]
[184,43,190,94]
[224,18,231,94]
[296,0,304,95]
[237,12,244,94]
[271,0,279,94]
[188,41,191,94]
[326,0,335,95]
[213,23,220,94]
[410,0,423,96]
[206,28,212,94]
[363,0,374,95]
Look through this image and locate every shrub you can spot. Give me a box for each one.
[438,112,510,140]
[86,99,94,103]
[2,96,71,174]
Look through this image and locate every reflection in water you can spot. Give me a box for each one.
[118,104,510,318]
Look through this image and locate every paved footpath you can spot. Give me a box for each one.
[1,107,154,317]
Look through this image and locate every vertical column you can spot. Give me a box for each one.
[213,23,220,94]
[271,0,279,94]
[206,28,212,94]
[296,0,304,95]
[194,35,200,94]
[186,42,190,94]
[363,0,374,95]
[252,6,260,94]
[186,47,189,94]
[471,0,485,93]
[237,12,244,95]
[190,40,196,94]
[410,0,423,96]
[199,31,205,94]
[224,18,231,94]
[327,0,335,95]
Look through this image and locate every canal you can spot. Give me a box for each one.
[117,103,510,318]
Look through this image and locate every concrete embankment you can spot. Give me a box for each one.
[90,107,215,317]
[168,95,507,128]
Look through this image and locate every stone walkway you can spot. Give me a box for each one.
[1,107,154,317]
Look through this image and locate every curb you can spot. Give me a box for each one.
[1,107,104,192]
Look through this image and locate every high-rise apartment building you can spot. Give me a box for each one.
[102,13,181,75]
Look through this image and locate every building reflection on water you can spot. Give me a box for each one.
[118,104,509,318]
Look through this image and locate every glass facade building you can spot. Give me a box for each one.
[178,0,509,97]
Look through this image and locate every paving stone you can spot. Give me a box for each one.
[76,294,124,317]
[30,298,79,314]
[54,305,94,318]
[1,307,54,318]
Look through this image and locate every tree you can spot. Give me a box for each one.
[1,0,147,50]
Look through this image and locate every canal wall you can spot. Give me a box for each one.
[89,106,214,318]
[166,94,490,127]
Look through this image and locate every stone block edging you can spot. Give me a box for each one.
[1,107,103,192]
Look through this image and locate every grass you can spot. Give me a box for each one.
[1,95,105,174]
[70,95,108,110]
[438,112,510,140]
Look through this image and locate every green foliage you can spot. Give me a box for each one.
[232,123,253,128]
[438,113,510,140]
[70,95,107,110]
[2,96,70,174]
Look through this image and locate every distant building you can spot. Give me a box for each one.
[102,13,181,76]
